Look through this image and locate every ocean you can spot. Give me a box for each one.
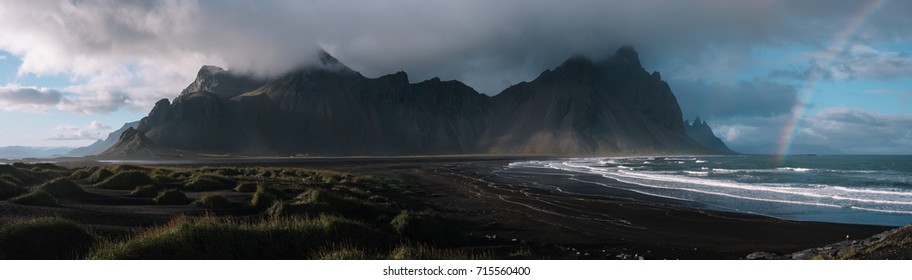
[497,155,912,226]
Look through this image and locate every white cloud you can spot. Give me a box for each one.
[47,120,112,141]
[1,0,910,114]
[713,108,912,155]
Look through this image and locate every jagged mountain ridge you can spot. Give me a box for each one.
[684,117,734,153]
[113,46,714,157]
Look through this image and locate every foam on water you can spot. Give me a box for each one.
[503,155,912,225]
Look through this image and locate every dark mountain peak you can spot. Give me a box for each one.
[556,55,596,71]
[414,77,479,96]
[198,65,225,76]
[100,127,163,158]
[137,98,172,133]
[312,50,358,74]
[378,71,410,84]
[612,45,642,69]
[684,117,734,153]
[651,71,662,79]
[279,50,361,81]
[318,49,340,66]
[179,64,267,101]
[114,45,712,158]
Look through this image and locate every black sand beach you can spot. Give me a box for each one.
[1,156,893,259]
[157,156,893,259]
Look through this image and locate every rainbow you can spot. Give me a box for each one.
[775,0,889,162]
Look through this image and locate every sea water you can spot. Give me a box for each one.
[499,155,912,226]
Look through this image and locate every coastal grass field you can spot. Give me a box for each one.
[0,157,905,260]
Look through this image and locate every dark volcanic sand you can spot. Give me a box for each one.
[15,156,895,259]
[138,156,891,259]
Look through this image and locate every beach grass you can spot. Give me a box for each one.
[154,189,190,205]
[192,193,233,209]
[0,217,99,259]
[94,171,155,190]
[89,215,387,259]
[391,210,461,245]
[0,178,26,200]
[33,178,85,197]
[127,185,162,198]
[8,190,58,207]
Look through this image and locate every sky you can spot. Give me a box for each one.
[0,0,910,155]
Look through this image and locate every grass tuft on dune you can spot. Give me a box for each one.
[0,217,98,260]
[94,171,154,190]
[192,194,233,209]
[33,178,85,197]
[8,190,58,207]
[89,215,387,259]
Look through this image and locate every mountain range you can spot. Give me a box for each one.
[103,46,729,157]
[684,117,734,153]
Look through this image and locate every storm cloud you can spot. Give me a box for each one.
[2,0,911,107]
[1,0,910,153]
[671,79,799,120]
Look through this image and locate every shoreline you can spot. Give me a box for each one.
[202,156,892,259]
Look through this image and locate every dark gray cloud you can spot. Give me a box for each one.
[3,0,912,102]
[710,108,912,155]
[57,91,131,114]
[0,86,63,111]
[800,108,912,154]
[670,79,799,121]
[1,0,910,154]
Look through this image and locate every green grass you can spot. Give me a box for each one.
[838,226,912,260]
[388,243,482,260]
[8,190,58,207]
[251,186,280,210]
[316,246,385,260]
[0,164,62,186]
[0,179,26,200]
[127,185,162,198]
[391,210,461,245]
[0,217,99,259]
[89,215,388,259]
[183,174,236,192]
[267,188,385,220]
[69,169,92,180]
[94,171,154,190]
[152,174,179,185]
[154,190,190,205]
[109,164,149,173]
[33,178,85,197]
[192,194,233,209]
[234,182,258,192]
[87,168,115,184]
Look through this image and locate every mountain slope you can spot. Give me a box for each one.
[107,47,710,157]
[482,47,699,154]
[67,121,139,157]
[684,117,735,153]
